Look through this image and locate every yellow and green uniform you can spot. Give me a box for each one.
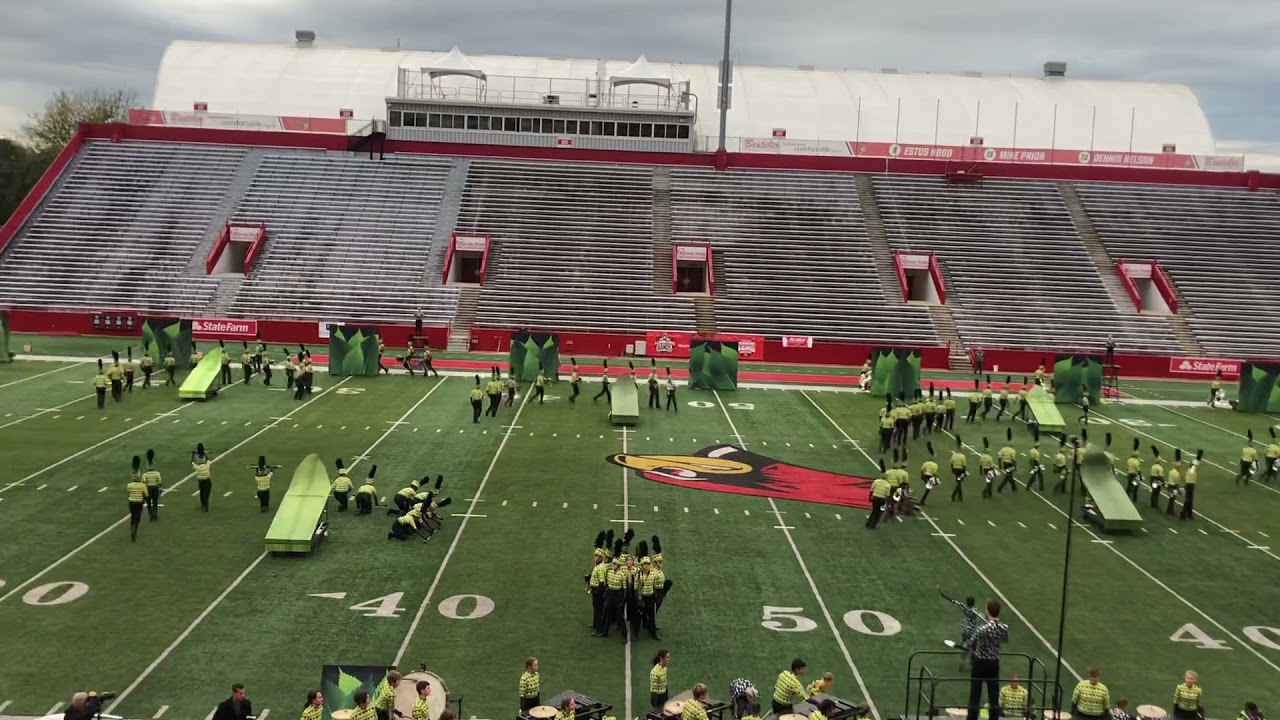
[806,680,831,697]
[922,459,939,479]
[1028,446,1041,467]
[256,470,273,491]
[373,678,398,712]
[1173,683,1202,713]
[870,477,891,499]
[350,705,377,720]
[1242,446,1257,464]
[487,380,503,395]
[924,399,936,416]
[879,411,893,430]
[1211,377,1222,391]
[979,453,995,472]
[470,388,484,402]
[332,472,353,493]
[142,469,162,487]
[165,354,176,369]
[651,663,668,694]
[999,446,1016,466]
[193,459,211,478]
[1000,685,1028,715]
[773,670,806,706]
[1054,451,1067,471]
[107,363,124,382]
[301,704,323,720]
[1150,460,1165,480]
[1072,680,1110,716]
[951,451,968,472]
[944,397,956,412]
[1126,456,1142,475]
[519,671,540,700]
[93,371,108,389]
[411,695,431,720]
[808,710,825,720]
[127,479,147,503]
[893,406,910,423]
[1035,364,1045,382]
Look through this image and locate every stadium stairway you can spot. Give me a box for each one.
[652,167,674,294]
[710,247,727,293]
[1060,183,1205,355]
[928,305,969,371]
[448,286,480,352]
[853,174,908,296]
[183,152,265,277]
[694,295,717,334]
[423,158,471,283]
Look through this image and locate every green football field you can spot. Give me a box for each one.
[1,338,1278,720]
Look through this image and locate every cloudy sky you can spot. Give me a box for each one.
[3,0,1278,167]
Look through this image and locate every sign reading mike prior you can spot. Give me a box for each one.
[192,318,259,340]
[1169,357,1241,377]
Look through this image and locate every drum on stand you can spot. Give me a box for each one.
[530,706,558,719]
[331,711,354,720]
[663,701,687,718]
[394,671,449,720]
[1138,705,1168,720]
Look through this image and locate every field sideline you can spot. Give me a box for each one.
[0,340,1277,720]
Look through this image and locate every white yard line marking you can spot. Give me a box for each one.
[47,702,64,715]
[108,378,447,713]
[1017,521,1027,528]
[37,484,46,490]
[0,700,11,713]
[987,520,996,527]
[0,361,84,389]
[98,486,108,493]
[957,519,965,526]
[0,393,94,430]
[66,485,78,492]
[0,377,353,606]
[154,704,170,718]
[451,513,487,518]
[722,390,881,720]
[258,710,270,720]
[204,707,217,720]
[802,390,1082,683]
[395,387,532,665]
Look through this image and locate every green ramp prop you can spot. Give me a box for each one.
[1238,362,1280,413]
[610,375,640,426]
[508,331,560,382]
[1080,443,1142,533]
[868,347,921,399]
[328,325,381,377]
[179,346,224,400]
[141,318,195,370]
[689,339,738,390]
[0,311,11,362]
[265,454,332,554]
[1053,354,1102,406]
[320,665,394,719]
[1026,386,1065,433]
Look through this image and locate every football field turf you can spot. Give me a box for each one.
[1,347,1278,720]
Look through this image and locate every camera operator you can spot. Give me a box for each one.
[64,691,115,720]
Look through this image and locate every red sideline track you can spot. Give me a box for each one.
[310,354,1121,395]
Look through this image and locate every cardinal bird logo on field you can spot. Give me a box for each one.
[607,445,873,509]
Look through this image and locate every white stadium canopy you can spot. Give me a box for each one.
[153,39,1218,154]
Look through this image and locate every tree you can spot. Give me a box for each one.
[0,139,53,227]
[22,88,137,154]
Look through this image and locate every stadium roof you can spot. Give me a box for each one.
[154,40,1218,154]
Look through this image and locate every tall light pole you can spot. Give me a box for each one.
[717,0,733,151]
[1051,435,1081,713]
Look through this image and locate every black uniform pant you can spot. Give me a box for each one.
[1027,467,1044,491]
[165,367,176,385]
[506,389,515,407]
[925,412,936,433]
[946,409,956,429]
[356,492,374,514]
[110,379,122,401]
[1126,475,1140,501]
[1166,488,1180,515]
[1180,484,1194,518]
[666,393,677,411]
[125,370,134,392]
[286,370,295,389]
[998,465,1017,493]
[221,365,232,384]
[603,588,624,636]
[982,473,994,499]
[952,475,965,501]
[129,501,144,541]
[198,478,212,511]
[487,393,501,416]
[1237,461,1253,486]
[334,490,349,511]
[243,365,252,384]
[866,498,885,528]
[263,367,272,385]
[389,520,414,540]
[912,415,922,439]
[595,384,611,402]
[96,387,106,408]
[536,385,545,403]
[772,700,793,715]
[571,381,580,403]
[520,697,540,713]
[146,484,161,520]
[1150,481,1164,508]
[257,489,270,511]
[966,657,1001,720]
[591,587,606,633]
[1055,470,1069,495]
[425,359,439,378]
[651,691,668,710]
[641,594,658,637]
[966,404,978,423]
[894,420,909,447]
[295,377,307,400]
[995,400,1008,421]
[471,399,482,423]
[142,368,152,388]
[649,387,659,408]
[981,397,993,419]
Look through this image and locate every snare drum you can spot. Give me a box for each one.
[394,670,450,720]
[331,711,354,720]
[529,706,558,719]
[1137,704,1168,720]
[664,700,687,717]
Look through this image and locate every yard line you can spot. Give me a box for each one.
[1091,407,1280,496]
[0,393,94,430]
[721,390,881,720]
[0,377,353,606]
[154,704,169,717]
[204,707,216,720]
[395,387,533,666]
[801,390,1082,683]
[0,700,11,713]
[0,361,85,389]
[107,378,448,714]
[47,702,64,715]
[944,428,1280,677]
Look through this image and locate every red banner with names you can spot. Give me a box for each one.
[646,331,765,360]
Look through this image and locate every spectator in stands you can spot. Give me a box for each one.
[966,601,1008,720]
[974,349,985,375]
[1172,670,1203,720]
[1071,666,1110,720]
[213,682,252,720]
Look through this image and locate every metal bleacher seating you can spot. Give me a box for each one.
[670,168,938,343]
[1073,182,1280,358]
[228,152,458,324]
[873,175,1177,353]
[0,140,244,313]
[461,159,697,332]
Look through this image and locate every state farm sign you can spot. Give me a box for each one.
[1169,357,1241,376]
[192,318,259,340]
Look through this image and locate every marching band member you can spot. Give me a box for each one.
[648,362,661,409]
[1052,439,1069,495]
[589,532,609,636]
[140,343,154,389]
[142,449,162,521]
[910,391,924,440]
[486,368,504,417]
[93,360,107,408]
[300,690,324,720]
[920,442,940,506]
[1027,431,1044,491]
[651,535,671,629]
[412,681,433,720]
[603,539,627,639]
[518,658,541,712]
[505,373,517,407]
[1238,431,1259,487]
[241,342,253,385]
[285,349,297,390]
[192,443,213,512]
[682,685,710,720]
[665,369,678,411]
[638,546,661,640]
[470,375,485,423]
[980,377,994,420]
[388,505,423,540]
[594,359,612,403]
[349,690,376,720]
[392,478,422,515]
[569,359,582,404]
[1166,450,1184,515]
[356,468,380,515]
[807,672,835,698]
[108,351,124,402]
[966,381,981,424]
[1180,451,1202,520]
[979,439,996,500]
[555,697,575,720]
[1172,670,1202,720]
[536,366,548,404]
[219,341,233,385]
[997,428,1018,493]
[950,435,968,502]
[372,671,400,720]
[124,347,136,392]
[422,345,440,378]
[877,398,894,454]
[1265,429,1280,484]
[650,649,671,709]
[995,377,1011,422]
[1125,439,1143,502]
[943,388,957,430]
[772,659,808,714]
[1149,447,1166,509]
[251,456,279,512]
[127,456,147,542]
[332,458,353,511]
[163,348,176,386]
[923,386,937,435]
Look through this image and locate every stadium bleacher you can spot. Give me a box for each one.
[671,168,938,343]
[0,140,244,314]
[459,159,698,333]
[1073,182,1280,358]
[228,151,459,324]
[871,175,1180,353]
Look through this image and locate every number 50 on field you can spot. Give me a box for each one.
[762,606,901,636]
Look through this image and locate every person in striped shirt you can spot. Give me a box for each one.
[651,649,671,709]
[300,690,324,720]
[192,443,213,512]
[1072,666,1110,720]
[372,671,400,720]
[965,601,1008,720]
[1110,698,1134,720]
[349,689,377,720]
[127,456,147,543]
[729,678,757,720]
[1172,670,1202,720]
[809,699,838,720]
[555,696,576,720]
[773,658,808,714]
[412,680,433,720]
[682,684,710,720]
[999,674,1029,719]
[142,449,162,521]
[519,657,541,712]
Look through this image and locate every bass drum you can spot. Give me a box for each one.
[395,671,449,720]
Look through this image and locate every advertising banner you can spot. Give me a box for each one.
[646,331,763,360]
[191,318,258,340]
[847,141,1244,171]
[1168,357,1242,378]
[782,336,813,349]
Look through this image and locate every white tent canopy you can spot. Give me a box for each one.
[423,46,486,81]
[609,55,671,89]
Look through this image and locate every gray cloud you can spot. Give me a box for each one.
[1,0,1277,159]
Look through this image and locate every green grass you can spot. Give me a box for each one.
[1,350,1278,720]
